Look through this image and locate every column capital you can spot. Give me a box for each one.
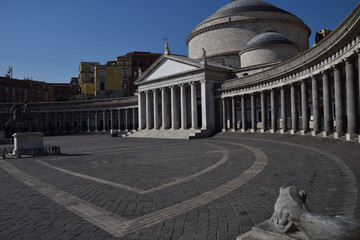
[152,89,157,93]
[344,56,356,64]
[169,85,175,89]
[200,79,207,84]
[321,68,331,75]
[179,84,185,87]
[355,48,360,55]
[310,75,317,80]
[189,81,196,85]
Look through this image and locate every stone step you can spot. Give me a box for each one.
[128,129,209,139]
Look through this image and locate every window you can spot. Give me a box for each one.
[133,71,138,78]
[140,60,144,67]
[122,69,128,78]
[149,60,152,65]
[90,65,94,73]
[133,60,137,66]
[100,81,105,91]
[100,69,105,79]
[123,81,128,91]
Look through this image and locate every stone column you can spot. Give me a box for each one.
[161,88,170,129]
[222,98,226,131]
[280,87,287,133]
[125,109,129,132]
[301,81,309,134]
[95,111,98,132]
[290,84,297,134]
[110,109,114,130]
[261,92,266,132]
[138,91,146,130]
[231,97,236,131]
[171,86,179,130]
[45,112,49,133]
[118,109,121,131]
[201,80,208,130]
[241,95,246,131]
[79,111,83,132]
[322,71,333,134]
[345,58,358,136]
[190,82,198,130]
[334,65,344,136]
[146,91,152,130]
[132,108,136,131]
[54,112,57,133]
[102,110,106,132]
[87,111,90,132]
[270,89,277,133]
[153,89,159,130]
[62,112,66,133]
[251,94,256,132]
[70,111,74,133]
[311,76,320,135]
[180,84,188,130]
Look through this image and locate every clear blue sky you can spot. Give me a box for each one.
[0,0,358,83]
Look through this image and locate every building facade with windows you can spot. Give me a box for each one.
[0,77,48,103]
[1,0,360,142]
[94,56,131,98]
[78,62,99,96]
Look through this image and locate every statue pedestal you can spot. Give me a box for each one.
[13,132,44,154]
[237,220,309,240]
[0,131,5,143]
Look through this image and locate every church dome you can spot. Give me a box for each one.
[201,0,292,24]
[240,32,300,68]
[187,0,311,68]
[245,32,295,49]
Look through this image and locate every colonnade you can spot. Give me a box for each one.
[222,54,360,140]
[0,107,138,135]
[36,108,137,133]
[138,80,214,131]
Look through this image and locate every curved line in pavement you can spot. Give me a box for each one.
[36,142,229,194]
[0,142,268,238]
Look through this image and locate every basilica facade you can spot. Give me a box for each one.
[1,0,360,141]
[132,0,360,140]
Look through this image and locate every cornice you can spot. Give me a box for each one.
[186,18,311,45]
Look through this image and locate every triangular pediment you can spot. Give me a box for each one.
[136,55,203,84]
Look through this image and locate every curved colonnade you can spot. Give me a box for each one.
[220,5,360,141]
[0,97,138,134]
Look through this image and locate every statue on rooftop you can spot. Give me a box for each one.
[164,37,170,55]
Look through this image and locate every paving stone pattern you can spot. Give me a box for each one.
[0,133,358,240]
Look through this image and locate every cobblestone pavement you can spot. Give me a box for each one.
[0,132,359,240]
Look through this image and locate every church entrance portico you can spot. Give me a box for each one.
[133,54,231,139]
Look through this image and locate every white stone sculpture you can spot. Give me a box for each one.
[271,186,360,240]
